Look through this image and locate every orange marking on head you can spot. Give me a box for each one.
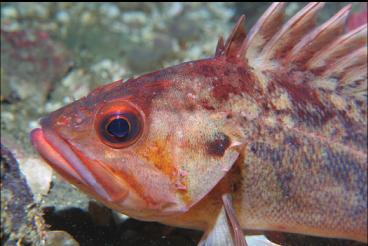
[177,176,192,205]
[138,139,178,182]
[137,139,193,205]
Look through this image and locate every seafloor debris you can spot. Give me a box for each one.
[0,28,73,103]
[44,230,80,246]
[1,143,44,245]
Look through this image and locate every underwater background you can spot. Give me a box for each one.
[1,2,367,246]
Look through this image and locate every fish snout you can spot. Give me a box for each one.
[30,127,129,203]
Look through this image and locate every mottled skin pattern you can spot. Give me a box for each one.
[31,3,367,243]
[159,56,367,243]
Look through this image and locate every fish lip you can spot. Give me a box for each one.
[30,118,184,216]
[30,127,180,216]
[30,126,114,202]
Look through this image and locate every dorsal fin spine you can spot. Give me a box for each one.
[287,4,352,64]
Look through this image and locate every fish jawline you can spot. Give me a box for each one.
[30,128,115,202]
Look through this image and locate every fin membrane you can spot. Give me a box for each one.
[219,3,367,102]
[199,194,247,246]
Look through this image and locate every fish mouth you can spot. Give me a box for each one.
[30,127,129,203]
[30,117,185,217]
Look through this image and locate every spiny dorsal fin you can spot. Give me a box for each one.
[307,24,367,69]
[216,15,246,59]
[286,4,352,65]
[245,2,286,61]
[235,3,367,102]
[215,36,225,57]
[260,2,325,60]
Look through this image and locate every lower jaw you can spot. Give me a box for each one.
[30,128,125,202]
[30,128,86,185]
[30,128,184,219]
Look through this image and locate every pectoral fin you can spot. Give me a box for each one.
[198,206,235,246]
[246,235,281,246]
[199,193,281,246]
[198,194,247,246]
[222,194,247,246]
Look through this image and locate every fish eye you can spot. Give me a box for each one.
[95,101,144,148]
[107,116,130,138]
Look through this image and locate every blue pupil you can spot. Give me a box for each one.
[107,118,130,138]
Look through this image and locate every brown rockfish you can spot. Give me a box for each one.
[31,3,367,245]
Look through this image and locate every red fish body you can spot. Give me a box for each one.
[31,3,367,245]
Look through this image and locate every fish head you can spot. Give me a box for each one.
[30,60,242,220]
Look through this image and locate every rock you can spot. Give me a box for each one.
[0,143,44,245]
[19,157,53,201]
[1,134,53,202]
[56,11,70,24]
[99,3,120,19]
[1,6,18,19]
[44,230,80,246]
[1,29,73,104]
[17,3,50,19]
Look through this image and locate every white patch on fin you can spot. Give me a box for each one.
[200,194,281,245]
[246,235,281,246]
[198,206,236,246]
[199,194,247,246]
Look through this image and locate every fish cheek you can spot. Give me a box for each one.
[113,109,242,213]
[181,137,239,209]
[176,118,240,210]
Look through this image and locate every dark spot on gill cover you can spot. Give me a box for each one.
[207,132,231,157]
[226,113,233,119]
